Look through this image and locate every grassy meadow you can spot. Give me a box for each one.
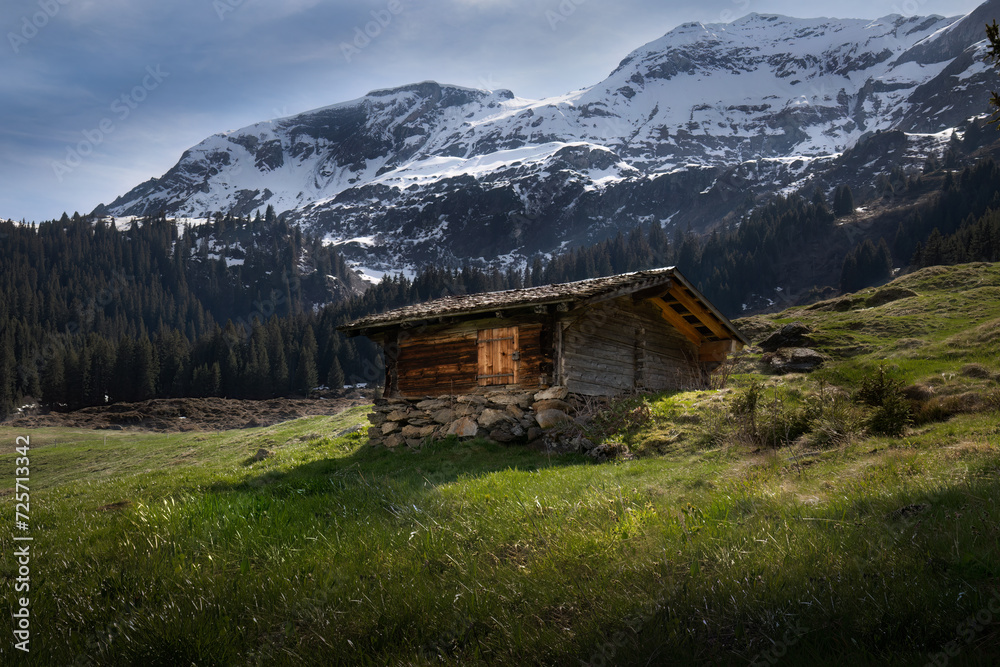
[2,263,1000,665]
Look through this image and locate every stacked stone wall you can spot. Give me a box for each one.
[366,386,573,449]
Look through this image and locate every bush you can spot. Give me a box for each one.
[800,386,866,448]
[583,394,653,444]
[855,365,912,437]
[729,380,813,448]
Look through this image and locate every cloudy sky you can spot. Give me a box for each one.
[0,0,984,222]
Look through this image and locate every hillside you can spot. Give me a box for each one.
[3,263,998,665]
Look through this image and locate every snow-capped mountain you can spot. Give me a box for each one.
[98,1,1000,271]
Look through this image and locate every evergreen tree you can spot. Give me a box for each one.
[41,348,67,408]
[294,326,319,396]
[833,185,855,217]
[989,19,1000,126]
[326,357,345,391]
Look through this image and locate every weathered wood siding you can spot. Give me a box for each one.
[558,297,703,396]
[477,327,519,385]
[395,317,548,398]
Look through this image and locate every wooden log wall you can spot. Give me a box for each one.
[394,316,549,398]
[558,297,703,396]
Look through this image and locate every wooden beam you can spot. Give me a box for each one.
[666,285,733,341]
[631,281,673,303]
[699,339,737,363]
[555,322,566,385]
[650,297,704,345]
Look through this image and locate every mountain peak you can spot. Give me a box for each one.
[98,3,993,275]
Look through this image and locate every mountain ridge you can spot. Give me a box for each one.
[96,1,1000,274]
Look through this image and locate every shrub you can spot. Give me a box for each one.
[728,380,812,448]
[583,394,653,444]
[730,380,763,446]
[805,396,867,447]
[989,388,1000,412]
[855,365,912,437]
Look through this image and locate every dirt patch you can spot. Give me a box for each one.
[6,394,371,433]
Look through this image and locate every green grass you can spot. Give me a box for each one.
[2,264,1000,665]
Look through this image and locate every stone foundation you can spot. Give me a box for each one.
[366,385,573,449]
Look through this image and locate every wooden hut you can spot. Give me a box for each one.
[339,267,748,400]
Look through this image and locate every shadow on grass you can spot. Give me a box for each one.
[212,435,591,498]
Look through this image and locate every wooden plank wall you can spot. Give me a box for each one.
[559,297,703,396]
[395,317,548,398]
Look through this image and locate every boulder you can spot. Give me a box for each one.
[535,386,569,401]
[587,442,635,463]
[454,404,477,417]
[526,427,543,443]
[367,427,381,440]
[478,408,512,429]
[536,409,572,429]
[447,416,479,438]
[431,409,455,424]
[387,410,412,422]
[770,347,826,374]
[759,322,813,352]
[532,399,573,413]
[416,399,450,411]
[456,395,489,406]
[401,424,436,439]
[405,439,424,448]
[381,422,401,436]
[366,411,387,426]
[506,404,525,420]
[486,393,522,406]
[384,434,405,448]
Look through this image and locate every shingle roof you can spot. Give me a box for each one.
[340,267,747,345]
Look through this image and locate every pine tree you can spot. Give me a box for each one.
[989,19,1000,126]
[0,329,16,418]
[326,357,345,391]
[833,185,855,217]
[294,326,318,396]
[41,348,67,408]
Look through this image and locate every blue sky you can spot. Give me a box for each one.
[0,0,985,223]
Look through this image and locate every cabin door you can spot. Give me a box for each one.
[477,327,518,386]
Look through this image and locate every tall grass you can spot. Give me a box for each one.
[2,404,998,665]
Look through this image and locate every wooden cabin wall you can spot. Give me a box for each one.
[394,316,549,398]
[558,297,703,396]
